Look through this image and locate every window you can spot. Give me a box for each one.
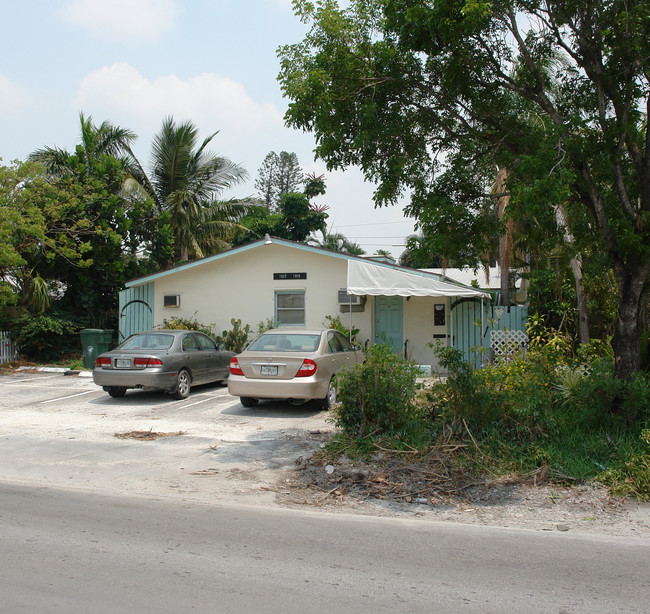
[196,333,217,351]
[181,334,199,351]
[163,294,180,307]
[275,291,305,326]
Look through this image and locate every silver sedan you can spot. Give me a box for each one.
[92,330,234,399]
[227,328,364,409]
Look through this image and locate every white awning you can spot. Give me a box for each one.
[346,260,490,298]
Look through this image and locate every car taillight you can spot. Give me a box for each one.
[95,357,111,367]
[134,357,163,367]
[296,358,317,377]
[230,357,244,376]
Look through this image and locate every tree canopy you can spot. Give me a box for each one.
[278,0,650,378]
[255,151,304,211]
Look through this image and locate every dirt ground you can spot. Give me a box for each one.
[268,438,650,537]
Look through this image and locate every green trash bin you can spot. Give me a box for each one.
[81,329,114,369]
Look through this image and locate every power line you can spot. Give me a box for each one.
[333,221,414,228]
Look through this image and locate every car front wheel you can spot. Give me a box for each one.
[240,397,258,408]
[172,369,191,399]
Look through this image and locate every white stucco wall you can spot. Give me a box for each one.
[403,296,449,374]
[151,243,374,343]
[130,242,458,372]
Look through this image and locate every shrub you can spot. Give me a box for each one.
[256,318,278,335]
[429,344,557,438]
[323,314,360,344]
[158,314,214,336]
[563,361,650,427]
[11,312,79,361]
[333,344,420,437]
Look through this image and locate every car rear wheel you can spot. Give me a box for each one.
[240,397,258,408]
[318,378,337,410]
[172,369,191,399]
[107,386,127,398]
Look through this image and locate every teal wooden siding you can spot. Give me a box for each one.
[452,300,528,369]
[118,283,154,340]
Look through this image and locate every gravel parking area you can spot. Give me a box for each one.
[0,369,331,507]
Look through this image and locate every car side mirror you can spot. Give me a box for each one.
[353,344,361,351]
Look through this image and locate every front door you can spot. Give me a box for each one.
[375,296,404,356]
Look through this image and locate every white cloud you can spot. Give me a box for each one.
[72,61,285,168]
[0,74,32,113]
[62,0,177,43]
[73,62,283,134]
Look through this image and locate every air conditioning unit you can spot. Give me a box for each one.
[163,294,180,307]
[338,289,361,305]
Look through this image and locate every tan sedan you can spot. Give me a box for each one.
[227,329,364,409]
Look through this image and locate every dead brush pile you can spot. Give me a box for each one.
[282,437,516,507]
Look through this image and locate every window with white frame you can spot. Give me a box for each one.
[275,291,305,326]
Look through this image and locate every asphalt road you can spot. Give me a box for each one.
[1,370,649,613]
[2,483,648,614]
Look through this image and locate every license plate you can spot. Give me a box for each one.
[116,358,131,368]
[261,365,278,376]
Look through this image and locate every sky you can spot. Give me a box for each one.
[1,0,415,257]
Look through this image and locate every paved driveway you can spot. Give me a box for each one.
[0,370,332,505]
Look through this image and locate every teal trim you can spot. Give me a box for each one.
[274,290,306,326]
[124,237,487,295]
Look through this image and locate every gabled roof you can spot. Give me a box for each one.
[126,237,489,298]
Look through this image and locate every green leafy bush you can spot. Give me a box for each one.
[563,360,650,427]
[158,314,215,336]
[323,314,360,344]
[333,344,420,437]
[256,318,278,335]
[11,312,79,361]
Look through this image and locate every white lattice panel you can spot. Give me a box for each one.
[490,329,528,361]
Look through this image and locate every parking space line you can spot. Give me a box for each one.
[40,390,98,404]
[177,396,216,409]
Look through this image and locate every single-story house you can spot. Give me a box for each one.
[118,237,491,374]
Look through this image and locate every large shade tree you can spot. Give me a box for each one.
[278,0,650,380]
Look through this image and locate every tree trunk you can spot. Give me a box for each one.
[495,167,512,306]
[554,205,590,345]
[569,255,590,345]
[611,261,650,379]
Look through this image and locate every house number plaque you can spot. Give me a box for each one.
[273,272,307,280]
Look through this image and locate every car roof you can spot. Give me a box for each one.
[261,329,330,335]
[131,330,204,335]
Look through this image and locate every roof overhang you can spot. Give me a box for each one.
[346,260,490,298]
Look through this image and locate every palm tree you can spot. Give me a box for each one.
[29,112,137,179]
[130,117,252,261]
[309,231,365,255]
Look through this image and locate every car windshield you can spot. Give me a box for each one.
[118,334,174,351]
[247,333,321,352]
